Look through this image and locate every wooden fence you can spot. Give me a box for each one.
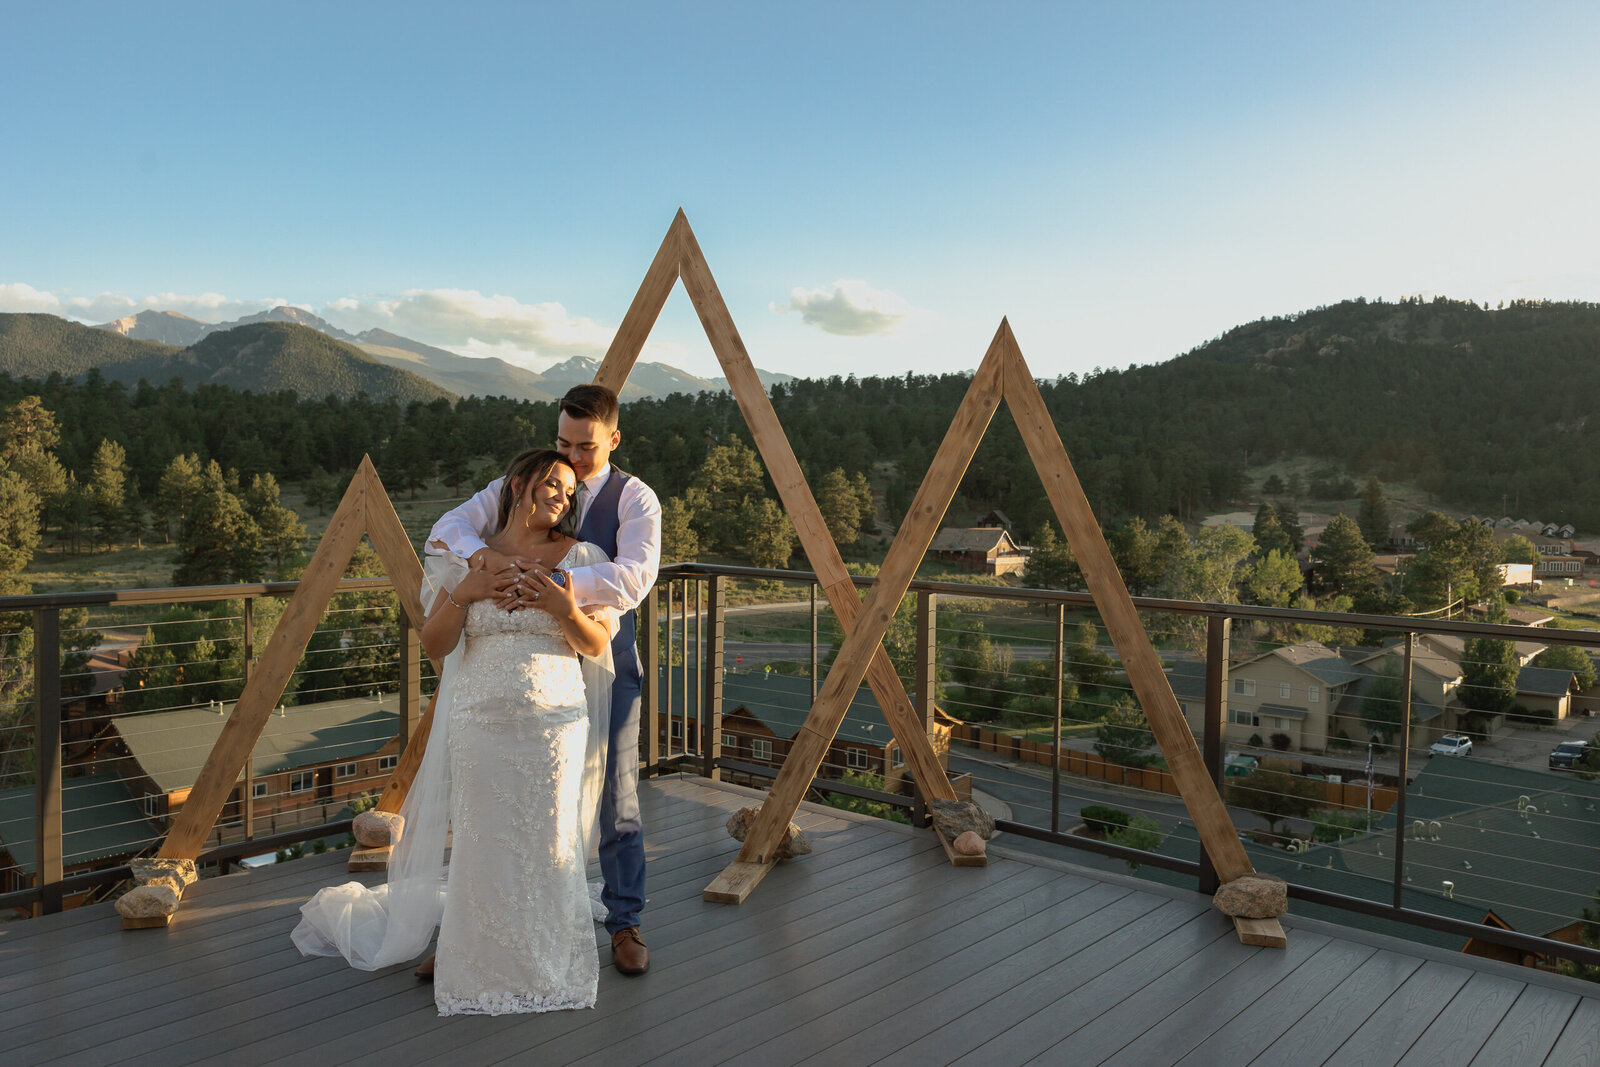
[954,723,1399,814]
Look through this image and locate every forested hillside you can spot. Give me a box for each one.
[0,316,453,406]
[0,313,178,378]
[1,296,1596,537]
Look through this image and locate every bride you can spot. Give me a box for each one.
[292,448,615,1016]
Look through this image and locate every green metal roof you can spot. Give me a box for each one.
[110,696,401,794]
[0,776,159,876]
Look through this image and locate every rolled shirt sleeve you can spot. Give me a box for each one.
[425,478,503,559]
[566,477,661,612]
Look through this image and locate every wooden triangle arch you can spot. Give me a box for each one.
[153,456,439,868]
[701,319,1262,919]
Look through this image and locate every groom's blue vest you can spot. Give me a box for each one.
[577,468,641,686]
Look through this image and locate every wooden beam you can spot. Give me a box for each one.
[677,219,956,809]
[159,467,368,860]
[999,331,1253,884]
[360,458,427,631]
[377,689,439,815]
[1234,915,1287,948]
[715,337,1005,879]
[593,210,685,394]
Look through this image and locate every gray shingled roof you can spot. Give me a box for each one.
[1516,666,1577,698]
[928,527,1018,554]
[111,697,400,795]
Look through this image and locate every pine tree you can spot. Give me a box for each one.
[1357,476,1389,547]
[1024,522,1077,588]
[86,438,128,550]
[243,473,307,577]
[1252,502,1293,557]
[817,468,861,545]
[739,497,795,570]
[173,462,262,585]
[157,453,205,543]
[850,472,874,539]
[1273,502,1305,554]
[658,496,700,564]
[1311,514,1379,597]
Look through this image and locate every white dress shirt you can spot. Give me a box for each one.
[425,463,662,612]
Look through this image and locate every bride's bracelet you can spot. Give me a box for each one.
[446,588,468,610]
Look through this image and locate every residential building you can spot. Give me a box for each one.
[927,527,1028,576]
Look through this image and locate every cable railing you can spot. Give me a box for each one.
[0,576,417,914]
[646,561,1600,976]
[3,562,1599,978]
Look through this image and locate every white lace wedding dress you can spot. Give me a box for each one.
[292,542,610,1017]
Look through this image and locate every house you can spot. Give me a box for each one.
[103,695,405,837]
[1183,642,1373,752]
[1198,626,1568,753]
[976,509,1013,532]
[655,668,955,794]
[927,527,1028,576]
[1536,555,1585,577]
[0,776,158,907]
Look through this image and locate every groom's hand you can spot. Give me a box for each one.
[469,547,517,574]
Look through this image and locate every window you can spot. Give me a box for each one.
[378,755,398,772]
[1228,709,1259,727]
[846,747,869,770]
[290,771,315,794]
[751,739,774,761]
[1279,682,1292,699]
[251,782,269,799]
[1233,678,1255,696]
[721,732,738,751]
[1273,718,1285,730]
[335,762,358,779]
[670,719,684,741]
[1307,685,1320,703]
[142,794,164,818]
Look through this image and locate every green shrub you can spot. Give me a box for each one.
[1081,805,1131,836]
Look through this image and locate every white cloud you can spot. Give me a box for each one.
[773,279,909,337]
[322,289,615,360]
[0,284,287,325]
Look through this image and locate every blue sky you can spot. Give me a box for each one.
[3,2,1597,382]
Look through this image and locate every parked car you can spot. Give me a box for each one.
[1429,734,1473,758]
[1223,754,1259,777]
[1549,741,1589,770]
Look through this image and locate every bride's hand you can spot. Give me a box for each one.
[522,568,578,618]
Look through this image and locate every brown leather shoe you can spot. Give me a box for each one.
[610,927,649,975]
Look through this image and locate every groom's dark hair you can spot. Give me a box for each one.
[560,384,619,430]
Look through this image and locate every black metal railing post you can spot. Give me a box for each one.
[1051,604,1065,834]
[702,576,724,780]
[33,607,63,914]
[1198,613,1231,895]
[1392,632,1415,907]
[640,582,661,773]
[810,583,819,700]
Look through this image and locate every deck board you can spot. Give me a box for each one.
[3,774,1597,1067]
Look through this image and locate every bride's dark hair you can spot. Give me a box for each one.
[494,448,577,537]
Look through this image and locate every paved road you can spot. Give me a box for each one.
[947,747,1285,877]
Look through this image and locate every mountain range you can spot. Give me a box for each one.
[88,306,792,402]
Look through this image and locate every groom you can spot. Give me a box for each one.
[426,383,662,976]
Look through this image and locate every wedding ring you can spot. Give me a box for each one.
[533,591,542,601]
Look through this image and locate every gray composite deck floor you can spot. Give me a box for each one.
[3,775,1599,1066]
